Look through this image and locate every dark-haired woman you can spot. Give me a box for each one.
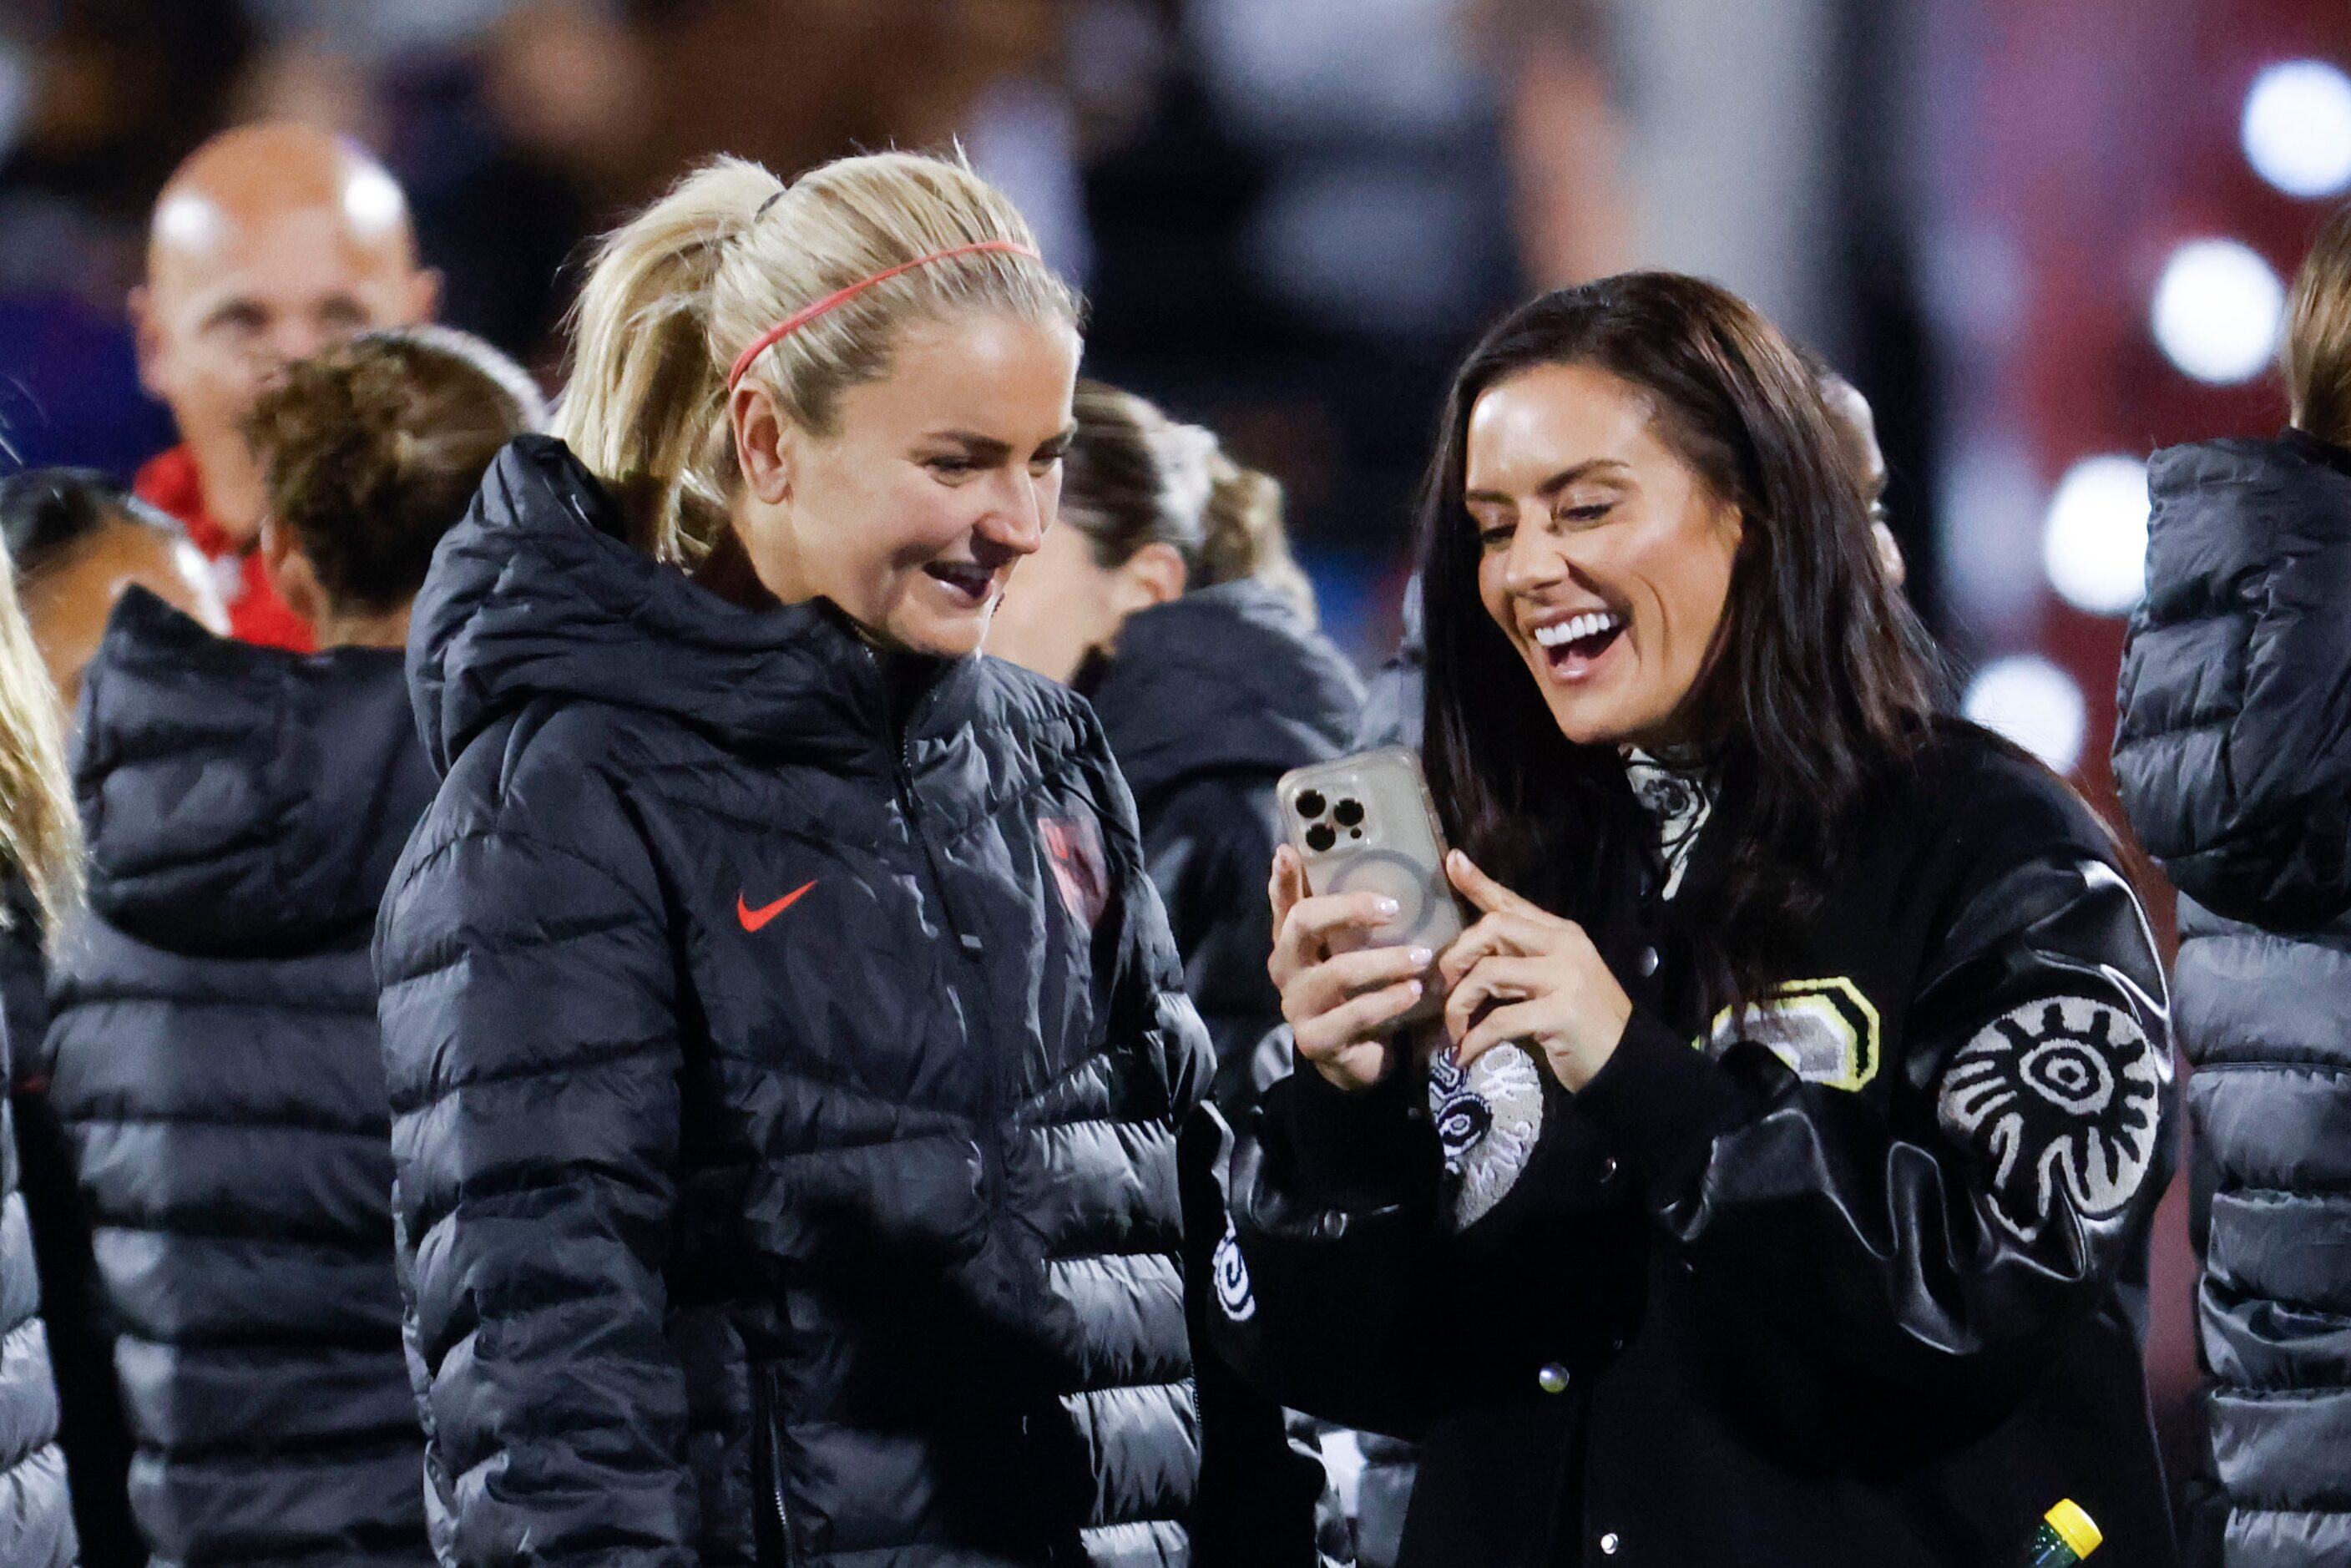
[1205,273,2179,1566]
[41,326,540,1566]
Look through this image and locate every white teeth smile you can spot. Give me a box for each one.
[1532,611,1623,649]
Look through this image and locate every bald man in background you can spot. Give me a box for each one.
[130,124,437,650]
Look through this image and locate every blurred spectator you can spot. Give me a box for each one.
[0,493,85,1568]
[0,469,206,1568]
[127,123,437,649]
[0,472,225,718]
[41,326,537,1568]
[987,378,1363,1563]
[1473,0,1633,290]
[2114,200,2351,1568]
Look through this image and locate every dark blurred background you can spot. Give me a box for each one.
[6,0,2351,1525]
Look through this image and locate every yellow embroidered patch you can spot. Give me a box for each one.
[1697,978,1883,1091]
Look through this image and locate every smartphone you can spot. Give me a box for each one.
[1277,746,1466,1026]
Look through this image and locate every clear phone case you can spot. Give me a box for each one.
[1277,747,1466,1024]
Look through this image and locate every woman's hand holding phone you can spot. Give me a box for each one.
[1269,845,1434,1091]
[1438,851,1632,1091]
[1270,839,1634,1095]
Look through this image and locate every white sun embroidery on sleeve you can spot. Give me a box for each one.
[1211,1214,1255,1323]
[1428,1044,1545,1230]
[1935,996,2166,1243]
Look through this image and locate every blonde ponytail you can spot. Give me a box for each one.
[1198,451,1316,623]
[557,149,1079,562]
[1061,378,1320,624]
[0,549,79,939]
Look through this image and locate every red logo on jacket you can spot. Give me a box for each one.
[1039,815,1109,932]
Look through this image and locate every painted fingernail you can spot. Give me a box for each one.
[1407,948,1434,968]
[1407,980,1425,1000]
[1374,898,1401,918]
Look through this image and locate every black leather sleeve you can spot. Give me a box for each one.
[1575,854,2175,1379]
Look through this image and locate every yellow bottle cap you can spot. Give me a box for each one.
[2045,1499,2102,1560]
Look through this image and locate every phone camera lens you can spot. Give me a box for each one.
[1306,822,1337,852]
[1297,791,1327,819]
[1333,797,1364,827]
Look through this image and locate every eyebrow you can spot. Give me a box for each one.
[925,426,1081,458]
[198,297,268,331]
[1464,457,1632,508]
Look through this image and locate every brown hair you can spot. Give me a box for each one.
[1418,273,1944,1008]
[1061,380,1317,619]
[2286,200,2351,448]
[245,326,545,615]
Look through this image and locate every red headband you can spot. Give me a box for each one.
[726,240,1043,392]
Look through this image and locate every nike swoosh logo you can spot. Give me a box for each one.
[737,881,817,933]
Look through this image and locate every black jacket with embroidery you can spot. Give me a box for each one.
[378,437,1211,1567]
[1201,724,2179,1568]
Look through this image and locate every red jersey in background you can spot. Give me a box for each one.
[132,445,314,652]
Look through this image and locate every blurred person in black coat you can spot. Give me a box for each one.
[988,380,1363,1564]
[0,465,89,1568]
[42,326,539,1567]
[2115,200,2351,1568]
[0,467,226,1568]
[988,379,1364,1108]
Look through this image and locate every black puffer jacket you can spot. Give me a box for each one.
[2114,430,2351,1568]
[1084,581,1362,1568]
[378,437,1211,1567]
[1084,579,1363,1109]
[5,883,135,1568]
[44,589,437,1566]
[0,922,73,1566]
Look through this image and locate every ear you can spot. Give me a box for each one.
[731,383,796,506]
[1112,541,1189,613]
[406,267,443,326]
[129,286,166,402]
[258,517,326,630]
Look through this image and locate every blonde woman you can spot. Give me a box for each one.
[0,524,83,1568]
[2116,200,2351,1564]
[377,154,1211,1566]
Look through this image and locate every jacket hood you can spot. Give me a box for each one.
[74,589,437,954]
[1082,579,1364,798]
[2116,431,2351,925]
[411,435,952,779]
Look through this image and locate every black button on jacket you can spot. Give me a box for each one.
[378,437,1212,1566]
[46,589,439,1565]
[1205,726,2181,1568]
